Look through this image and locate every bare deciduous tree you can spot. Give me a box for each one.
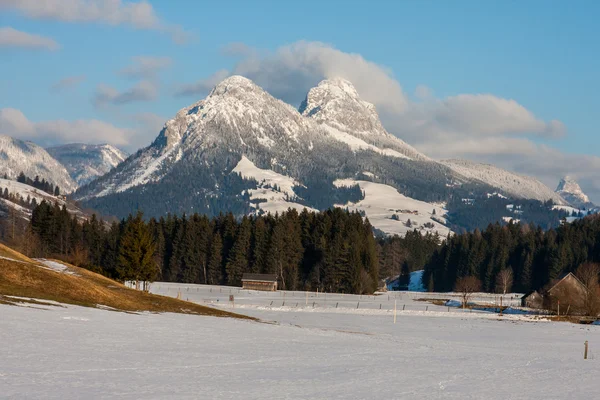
[455,276,482,308]
[496,268,514,295]
[576,262,600,317]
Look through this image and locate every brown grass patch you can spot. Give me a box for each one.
[0,248,253,320]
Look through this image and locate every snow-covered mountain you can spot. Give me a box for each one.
[74,75,572,235]
[555,176,594,208]
[74,76,458,236]
[300,78,429,161]
[441,159,566,205]
[0,135,77,194]
[46,144,128,186]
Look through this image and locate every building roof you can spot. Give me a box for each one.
[546,272,587,294]
[241,273,278,283]
[522,290,540,299]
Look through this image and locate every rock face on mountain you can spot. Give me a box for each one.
[47,144,127,186]
[555,176,593,208]
[300,78,428,161]
[0,135,77,193]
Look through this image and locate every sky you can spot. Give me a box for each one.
[0,0,599,200]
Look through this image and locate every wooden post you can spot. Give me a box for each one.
[305,291,308,306]
[557,300,560,319]
[357,302,360,309]
[394,300,397,324]
[500,296,503,316]
[584,341,589,360]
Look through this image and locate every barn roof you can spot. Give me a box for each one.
[546,272,587,294]
[242,273,278,282]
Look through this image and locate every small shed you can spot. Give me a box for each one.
[521,290,543,308]
[242,274,278,291]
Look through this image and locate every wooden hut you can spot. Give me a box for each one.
[521,290,543,308]
[241,274,278,291]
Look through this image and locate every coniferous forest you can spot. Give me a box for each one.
[12,200,600,295]
[26,202,380,294]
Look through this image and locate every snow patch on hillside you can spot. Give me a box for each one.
[233,156,316,214]
[323,125,411,160]
[334,179,450,237]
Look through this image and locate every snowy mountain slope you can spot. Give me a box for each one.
[441,159,566,204]
[232,156,316,214]
[0,136,77,193]
[334,179,450,237]
[300,78,429,161]
[0,178,84,219]
[46,144,127,186]
[555,176,594,208]
[76,76,327,201]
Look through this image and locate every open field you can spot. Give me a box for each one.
[1,284,599,399]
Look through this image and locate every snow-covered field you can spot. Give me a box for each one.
[2,284,598,399]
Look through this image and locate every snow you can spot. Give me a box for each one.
[233,156,317,215]
[0,135,77,193]
[2,284,598,399]
[334,179,450,237]
[35,259,76,275]
[442,159,566,204]
[502,216,521,224]
[233,155,298,197]
[555,176,592,207]
[323,125,411,160]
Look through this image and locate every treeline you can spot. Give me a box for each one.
[0,187,40,211]
[423,217,600,294]
[26,202,380,294]
[15,172,61,196]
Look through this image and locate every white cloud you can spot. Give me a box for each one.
[0,107,132,146]
[119,56,172,79]
[0,0,188,43]
[0,26,59,50]
[93,80,157,106]
[414,85,433,100]
[50,75,86,91]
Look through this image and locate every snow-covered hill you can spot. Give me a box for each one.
[0,178,84,220]
[441,159,566,205]
[334,179,450,237]
[555,176,593,208]
[0,136,77,193]
[47,144,127,186]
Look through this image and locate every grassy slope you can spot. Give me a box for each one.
[0,243,252,319]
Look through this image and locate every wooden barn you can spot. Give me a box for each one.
[241,274,278,291]
[521,290,543,308]
[543,272,588,314]
[521,272,588,314]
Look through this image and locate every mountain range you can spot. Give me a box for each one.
[0,76,594,236]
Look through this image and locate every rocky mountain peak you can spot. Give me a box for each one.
[300,77,386,136]
[556,176,591,207]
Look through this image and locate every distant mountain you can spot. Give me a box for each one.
[555,176,594,208]
[47,144,127,186]
[74,75,568,235]
[0,135,77,193]
[441,159,566,205]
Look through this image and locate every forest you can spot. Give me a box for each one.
[4,194,600,295]
[22,202,381,294]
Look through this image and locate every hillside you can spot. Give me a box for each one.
[0,135,77,193]
[47,143,128,186]
[0,243,250,318]
[441,159,565,204]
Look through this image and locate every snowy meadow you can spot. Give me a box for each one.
[1,284,598,399]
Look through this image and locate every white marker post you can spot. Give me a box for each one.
[305,291,308,306]
[394,300,397,324]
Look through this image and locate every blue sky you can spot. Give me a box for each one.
[0,0,599,198]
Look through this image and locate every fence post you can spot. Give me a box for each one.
[357,302,360,309]
[336,302,338,308]
[584,341,589,360]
